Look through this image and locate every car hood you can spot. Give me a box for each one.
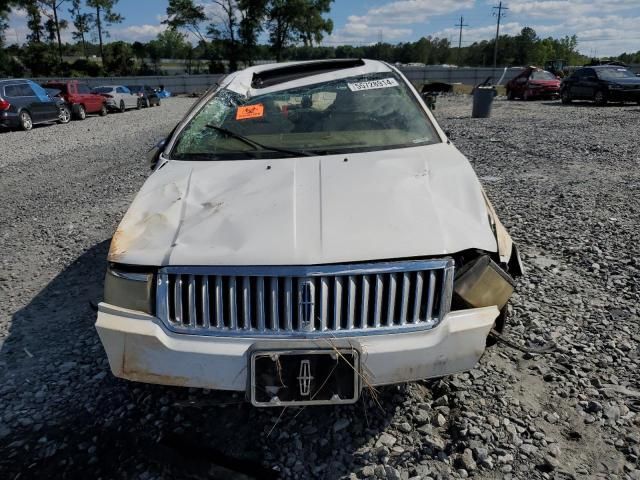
[109,143,498,266]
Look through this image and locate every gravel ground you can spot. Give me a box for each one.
[1,95,639,480]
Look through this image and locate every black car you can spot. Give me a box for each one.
[126,85,161,108]
[561,66,640,105]
[0,79,70,130]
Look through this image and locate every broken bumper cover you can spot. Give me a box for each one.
[95,303,498,391]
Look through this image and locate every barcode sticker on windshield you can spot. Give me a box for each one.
[347,78,399,92]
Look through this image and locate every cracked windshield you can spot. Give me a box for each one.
[172,72,439,159]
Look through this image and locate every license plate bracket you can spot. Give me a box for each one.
[249,349,360,407]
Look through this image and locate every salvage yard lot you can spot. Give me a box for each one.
[1,96,639,479]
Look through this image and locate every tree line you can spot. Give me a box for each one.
[0,0,336,76]
[1,0,637,78]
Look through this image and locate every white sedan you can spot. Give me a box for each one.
[92,85,141,112]
[96,59,523,407]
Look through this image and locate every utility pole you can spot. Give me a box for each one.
[492,1,508,68]
[454,16,469,65]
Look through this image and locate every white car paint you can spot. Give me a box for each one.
[97,59,518,401]
[96,303,498,390]
[109,143,497,266]
[93,85,139,110]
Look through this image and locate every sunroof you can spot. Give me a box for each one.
[251,59,366,89]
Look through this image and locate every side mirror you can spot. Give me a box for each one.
[147,138,166,170]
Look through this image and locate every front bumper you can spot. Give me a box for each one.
[608,89,640,102]
[96,303,498,392]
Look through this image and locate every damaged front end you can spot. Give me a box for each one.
[451,190,524,332]
[95,58,526,403]
[454,254,515,311]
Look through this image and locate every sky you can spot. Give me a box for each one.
[5,0,640,57]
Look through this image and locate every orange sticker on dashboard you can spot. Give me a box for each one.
[236,103,264,120]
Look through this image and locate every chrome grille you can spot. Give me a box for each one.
[156,260,454,337]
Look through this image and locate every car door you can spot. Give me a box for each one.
[118,87,138,108]
[144,86,156,104]
[568,70,586,99]
[65,82,78,106]
[120,86,137,108]
[3,84,31,119]
[28,81,60,122]
[114,86,125,107]
[73,82,88,109]
[16,83,50,122]
[77,83,98,112]
[513,74,527,96]
[580,68,600,99]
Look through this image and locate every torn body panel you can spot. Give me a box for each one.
[481,188,524,277]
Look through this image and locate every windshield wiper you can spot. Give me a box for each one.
[205,124,314,157]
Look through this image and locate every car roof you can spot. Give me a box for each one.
[223,58,394,96]
[0,79,29,85]
[43,80,80,85]
[591,65,628,69]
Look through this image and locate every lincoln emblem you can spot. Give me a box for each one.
[297,359,313,396]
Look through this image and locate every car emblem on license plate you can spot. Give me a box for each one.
[297,359,313,396]
[298,280,314,331]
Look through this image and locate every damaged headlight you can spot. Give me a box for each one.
[104,264,155,314]
[453,255,515,310]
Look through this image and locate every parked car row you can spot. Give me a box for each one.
[506,65,640,106]
[0,79,162,131]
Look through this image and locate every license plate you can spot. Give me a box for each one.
[249,349,360,407]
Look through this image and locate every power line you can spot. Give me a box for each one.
[454,16,469,63]
[492,1,508,67]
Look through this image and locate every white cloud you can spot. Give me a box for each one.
[562,14,640,56]
[434,21,561,44]
[200,1,229,21]
[349,0,475,26]
[325,25,412,45]
[434,12,640,57]
[503,0,639,19]
[4,8,29,44]
[110,24,167,42]
[10,7,28,19]
[325,0,474,45]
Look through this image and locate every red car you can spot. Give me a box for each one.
[42,80,107,120]
[506,67,561,101]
